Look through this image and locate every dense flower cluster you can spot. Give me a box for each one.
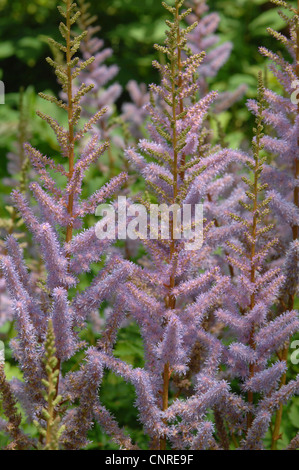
[0,0,298,451]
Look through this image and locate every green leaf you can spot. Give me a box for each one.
[16,36,44,66]
[0,41,14,59]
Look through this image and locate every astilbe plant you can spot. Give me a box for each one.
[181,0,249,271]
[0,0,131,449]
[219,74,299,449]
[33,319,65,450]
[247,0,299,448]
[85,0,249,450]
[0,0,299,452]
[77,0,150,167]
[0,90,31,330]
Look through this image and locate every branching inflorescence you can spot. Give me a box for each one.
[221,73,299,449]
[0,0,298,452]
[248,0,299,448]
[1,0,130,449]
[93,0,248,450]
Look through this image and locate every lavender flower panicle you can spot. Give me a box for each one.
[93,0,248,450]
[1,0,129,449]
[220,73,299,449]
[0,0,298,452]
[247,0,299,448]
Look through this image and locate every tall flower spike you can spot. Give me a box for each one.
[221,73,299,449]
[92,0,247,450]
[247,0,299,448]
[0,90,31,330]
[1,0,129,448]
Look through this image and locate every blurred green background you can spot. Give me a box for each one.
[0,0,293,180]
